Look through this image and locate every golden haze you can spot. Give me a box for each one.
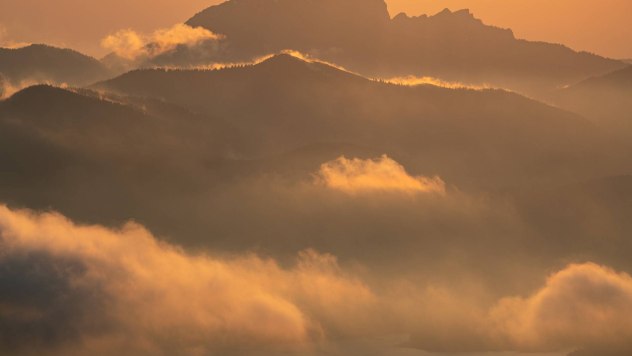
[0,0,630,58]
[388,0,632,59]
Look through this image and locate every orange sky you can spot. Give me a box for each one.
[388,0,632,59]
[0,0,631,59]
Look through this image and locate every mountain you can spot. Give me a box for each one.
[183,0,626,97]
[0,44,110,97]
[0,84,235,227]
[3,56,632,295]
[94,53,618,192]
[554,65,632,135]
[187,0,389,59]
[571,65,632,91]
[3,55,619,235]
[515,173,632,267]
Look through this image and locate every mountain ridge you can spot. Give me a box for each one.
[93,52,616,193]
[180,0,625,98]
[553,65,632,135]
[0,44,110,86]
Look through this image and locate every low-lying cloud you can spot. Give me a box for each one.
[169,49,358,72]
[2,204,632,355]
[316,155,446,195]
[101,24,222,60]
[0,204,374,355]
[383,75,491,90]
[0,25,30,49]
[491,263,632,353]
[0,75,60,99]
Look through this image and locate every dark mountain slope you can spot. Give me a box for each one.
[0,45,110,95]
[577,65,632,88]
[0,85,235,227]
[554,66,632,135]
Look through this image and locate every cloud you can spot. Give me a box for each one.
[316,155,446,195]
[2,204,632,355]
[0,204,374,355]
[404,263,632,353]
[0,25,30,49]
[490,263,632,353]
[382,75,491,90]
[101,24,222,60]
[100,29,146,60]
[278,50,359,73]
[0,75,60,99]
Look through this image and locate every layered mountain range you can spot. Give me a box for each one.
[0,44,110,97]
[1,54,629,261]
[183,0,626,96]
[1,1,631,355]
[554,65,632,134]
[2,0,627,99]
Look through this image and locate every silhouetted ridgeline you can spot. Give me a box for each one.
[0,44,110,95]
[554,65,632,135]
[95,53,611,190]
[183,0,626,97]
[0,84,235,225]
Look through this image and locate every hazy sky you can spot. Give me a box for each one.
[0,0,631,59]
[388,0,632,59]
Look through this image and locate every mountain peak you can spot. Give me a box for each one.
[434,8,473,18]
[392,7,479,25]
[259,53,308,66]
[0,45,110,88]
[253,52,355,79]
[251,52,321,73]
[178,0,621,97]
[6,84,79,102]
[2,85,87,112]
[11,43,89,57]
[436,8,452,16]
[570,65,632,90]
[429,8,481,25]
[186,0,390,59]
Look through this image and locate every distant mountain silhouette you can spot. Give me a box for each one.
[0,45,110,97]
[95,53,617,192]
[554,65,632,135]
[100,52,138,76]
[515,173,632,266]
[573,65,632,89]
[182,0,625,97]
